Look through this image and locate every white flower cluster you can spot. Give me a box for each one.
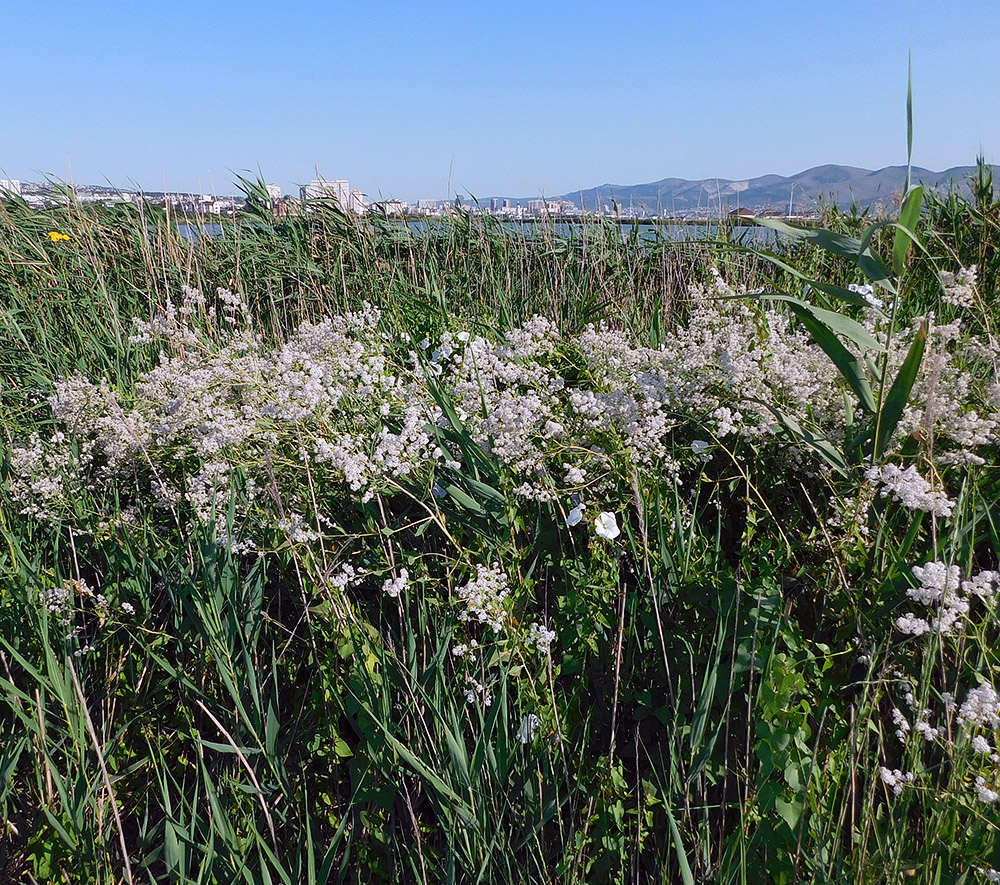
[382,569,409,599]
[128,284,207,346]
[975,776,1000,804]
[12,275,1000,543]
[9,297,448,540]
[973,734,993,755]
[893,316,1000,466]
[884,674,1000,811]
[451,639,480,660]
[895,562,999,636]
[526,622,556,653]
[959,684,1000,730]
[462,675,493,706]
[940,266,978,309]
[39,582,74,624]
[878,766,915,796]
[7,433,83,520]
[455,564,509,632]
[865,464,955,518]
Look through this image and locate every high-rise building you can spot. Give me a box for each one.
[0,179,21,197]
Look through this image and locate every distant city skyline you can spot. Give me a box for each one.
[6,162,992,223]
[2,1,998,202]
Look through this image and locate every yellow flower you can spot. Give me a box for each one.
[47,230,71,242]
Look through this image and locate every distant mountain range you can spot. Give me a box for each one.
[556,164,996,215]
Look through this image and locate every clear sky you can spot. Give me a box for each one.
[1,0,998,201]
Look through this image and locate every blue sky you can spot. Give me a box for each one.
[2,0,998,200]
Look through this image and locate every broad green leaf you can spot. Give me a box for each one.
[717,243,888,314]
[444,483,486,515]
[752,217,895,292]
[761,295,884,353]
[874,319,927,458]
[893,185,924,274]
[784,303,876,413]
[775,796,802,831]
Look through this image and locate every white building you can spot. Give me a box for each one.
[527,198,574,217]
[0,179,21,196]
[378,199,409,216]
[265,184,282,201]
[301,179,351,210]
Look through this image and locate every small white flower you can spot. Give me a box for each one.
[566,503,585,527]
[527,622,556,652]
[594,511,620,541]
[972,734,992,754]
[382,569,409,598]
[976,776,1000,804]
[120,602,135,615]
[691,439,710,455]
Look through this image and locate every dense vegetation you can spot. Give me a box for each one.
[1,165,999,883]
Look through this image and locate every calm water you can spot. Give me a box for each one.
[403,220,776,245]
[177,223,224,241]
[176,219,775,247]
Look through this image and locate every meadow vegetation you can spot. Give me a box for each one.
[0,163,999,883]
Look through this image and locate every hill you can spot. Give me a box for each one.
[559,163,994,215]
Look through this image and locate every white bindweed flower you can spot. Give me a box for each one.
[594,511,620,541]
[517,714,541,743]
[691,439,710,455]
[566,503,585,527]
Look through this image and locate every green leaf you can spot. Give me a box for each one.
[892,185,924,274]
[752,217,895,292]
[874,319,927,458]
[664,803,695,885]
[716,243,888,314]
[784,302,876,413]
[750,399,849,475]
[775,796,802,831]
[761,295,884,353]
[361,705,478,828]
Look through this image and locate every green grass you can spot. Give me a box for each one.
[0,174,999,883]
